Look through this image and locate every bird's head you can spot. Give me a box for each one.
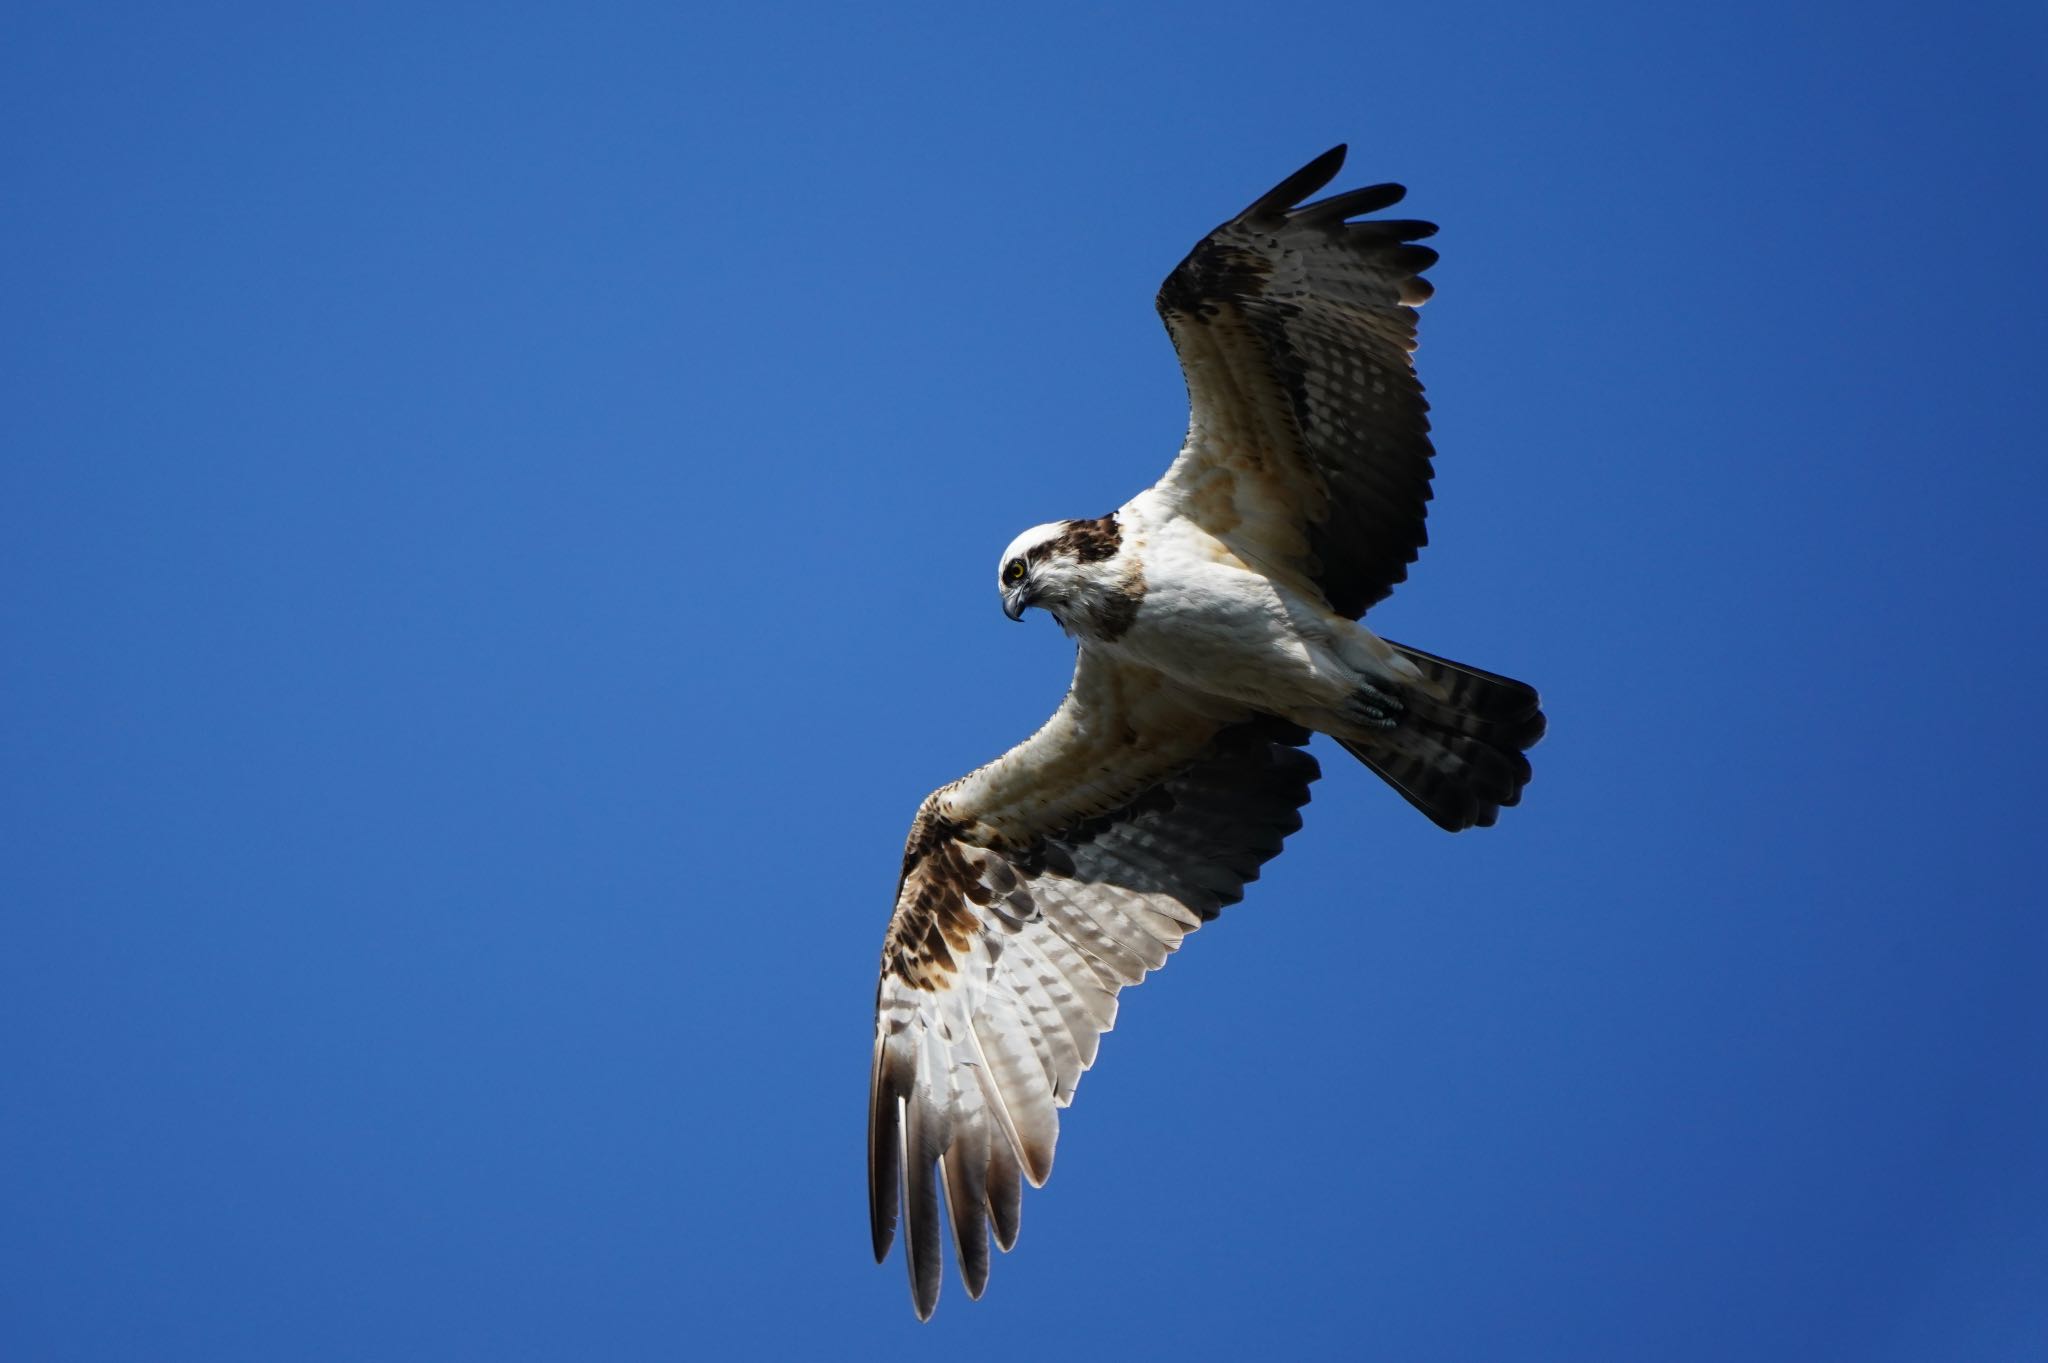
[996,516,1124,626]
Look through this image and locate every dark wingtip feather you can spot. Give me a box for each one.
[987,1136,1023,1251]
[1019,1135,1054,1189]
[1347,217,1438,243]
[1390,244,1440,274]
[903,1095,944,1320]
[1242,144,1348,221]
[867,1042,905,1263]
[941,1129,992,1300]
[1296,182,1408,226]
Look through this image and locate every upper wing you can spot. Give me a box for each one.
[869,649,1320,1318]
[1150,144,1441,618]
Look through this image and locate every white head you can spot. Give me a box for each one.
[995,515,1127,627]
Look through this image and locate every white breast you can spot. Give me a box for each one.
[1105,500,1358,713]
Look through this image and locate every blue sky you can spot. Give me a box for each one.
[4,2,2044,1358]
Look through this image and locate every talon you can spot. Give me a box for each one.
[1346,681,1405,731]
[1358,681,1404,712]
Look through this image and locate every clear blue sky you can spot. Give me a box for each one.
[4,2,2044,1359]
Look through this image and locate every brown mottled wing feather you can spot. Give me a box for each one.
[868,650,1320,1319]
[1153,144,1440,618]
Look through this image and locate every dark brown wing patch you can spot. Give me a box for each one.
[1055,717,1316,913]
[1155,239,1275,319]
[882,805,983,990]
[1157,145,1442,618]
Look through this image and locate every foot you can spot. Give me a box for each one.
[1346,680,1405,731]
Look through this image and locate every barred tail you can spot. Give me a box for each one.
[1339,641,1546,832]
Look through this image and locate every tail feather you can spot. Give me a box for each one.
[1340,641,1545,832]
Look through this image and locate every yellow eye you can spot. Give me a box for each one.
[1002,559,1026,586]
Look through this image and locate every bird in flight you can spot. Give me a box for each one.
[868,146,1544,1319]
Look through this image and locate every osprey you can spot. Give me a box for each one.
[868,146,1544,1319]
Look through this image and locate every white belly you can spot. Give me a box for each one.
[1106,536,1367,713]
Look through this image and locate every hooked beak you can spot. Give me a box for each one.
[1002,586,1029,622]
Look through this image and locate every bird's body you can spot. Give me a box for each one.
[869,147,1545,1319]
[1007,499,1412,736]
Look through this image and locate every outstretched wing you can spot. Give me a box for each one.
[1151,144,1441,619]
[869,649,1320,1319]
